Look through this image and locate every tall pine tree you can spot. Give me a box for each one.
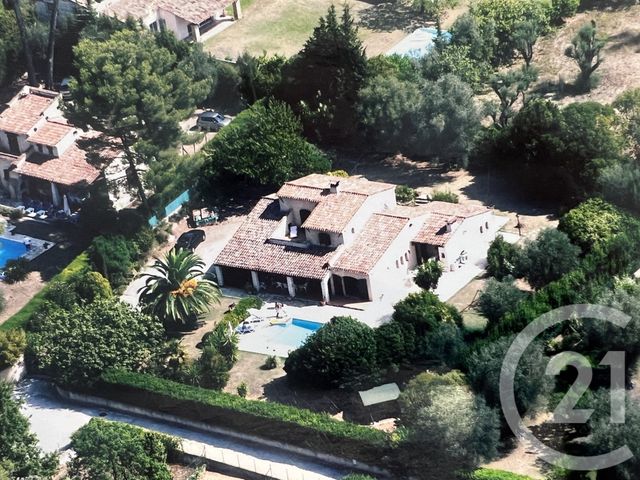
[279,5,368,143]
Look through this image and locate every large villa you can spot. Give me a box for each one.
[213,174,498,305]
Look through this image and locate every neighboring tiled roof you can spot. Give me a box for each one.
[98,0,155,20]
[278,174,395,202]
[28,120,75,147]
[15,143,101,186]
[332,214,408,275]
[302,193,366,234]
[0,88,58,135]
[159,0,231,24]
[412,213,460,247]
[424,201,489,218]
[101,0,233,24]
[215,197,337,280]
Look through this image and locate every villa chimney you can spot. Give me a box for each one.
[330,181,340,194]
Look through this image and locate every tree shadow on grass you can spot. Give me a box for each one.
[357,0,428,33]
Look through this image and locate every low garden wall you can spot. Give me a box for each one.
[66,370,392,475]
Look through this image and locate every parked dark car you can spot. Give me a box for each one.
[175,229,206,251]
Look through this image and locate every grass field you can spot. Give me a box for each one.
[206,0,468,59]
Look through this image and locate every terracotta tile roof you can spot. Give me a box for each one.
[0,88,58,135]
[215,197,337,280]
[16,143,101,186]
[278,174,395,202]
[28,120,75,147]
[101,0,232,24]
[159,0,231,24]
[302,193,366,234]
[412,213,460,247]
[0,152,20,164]
[423,201,489,218]
[333,214,408,275]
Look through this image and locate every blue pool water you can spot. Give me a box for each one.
[238,318,324,357]
[0,238,27,269]
[291,318,323,331]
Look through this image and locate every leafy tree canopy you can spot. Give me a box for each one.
[69,418,176,480]
[200,99,330,192]
[393,291,462,336]
[0,383,57,478]
[284,316,377,388]
[28,298,165,385]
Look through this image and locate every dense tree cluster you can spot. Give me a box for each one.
[200,99,330,192]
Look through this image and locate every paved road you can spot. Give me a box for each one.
[15,379,350,480]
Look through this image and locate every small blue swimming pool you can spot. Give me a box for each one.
[0,238,27,269]
[291,318,323,331]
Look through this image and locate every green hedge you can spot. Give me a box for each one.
[469,469,535,480]
[1,252,89,331]
[99,370,389,465]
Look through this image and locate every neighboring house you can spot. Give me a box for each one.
[0,86,123,210]
[96,0,243,42]
[213,174,496,304]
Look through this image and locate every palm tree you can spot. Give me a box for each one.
[138,249,220,329]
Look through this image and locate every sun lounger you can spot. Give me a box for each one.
[36,210,47,219]
[25,208,36,217]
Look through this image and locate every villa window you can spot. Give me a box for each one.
[485,221,489,229]
[480,226,483,233]
[319,232,331,246]
[396,260,399,268]
[441,252,445,259]
[400,256,404,265]
[405,252,409,261]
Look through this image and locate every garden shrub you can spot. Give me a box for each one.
[395,185,417,204]
[393,291,462,336]
[0,329,26,369]
[88,235,135,288]
[99,369,390,465]
[430,189,459,203]
[0,290,5,314]
[3,258,30,284]
[263,355,279,370]
[222,296,263,327]
[375,321,416,367]
[486,235,519,280]
[477,277,528,324]
[237,382,248,398]
[414,259,443,290]
[284,316,378,388]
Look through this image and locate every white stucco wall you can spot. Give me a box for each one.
[158,8,192,39]
[441,211,494,270]
[367,216,425,300]
[341,189,395,244]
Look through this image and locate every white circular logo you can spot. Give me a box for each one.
[499,304,633,470]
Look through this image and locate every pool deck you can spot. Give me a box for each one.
[2,225,53,265]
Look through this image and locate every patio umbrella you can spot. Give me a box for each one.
[63,194,71,216]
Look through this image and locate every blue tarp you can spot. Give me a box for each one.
[148,189,190,227]
[386,27,452,59]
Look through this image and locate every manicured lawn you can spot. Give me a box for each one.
[206,0,469,60]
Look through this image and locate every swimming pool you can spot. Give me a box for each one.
[0,237,27,269]
[238,318,324,357]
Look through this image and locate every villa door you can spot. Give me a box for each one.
[343,276,369,300]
